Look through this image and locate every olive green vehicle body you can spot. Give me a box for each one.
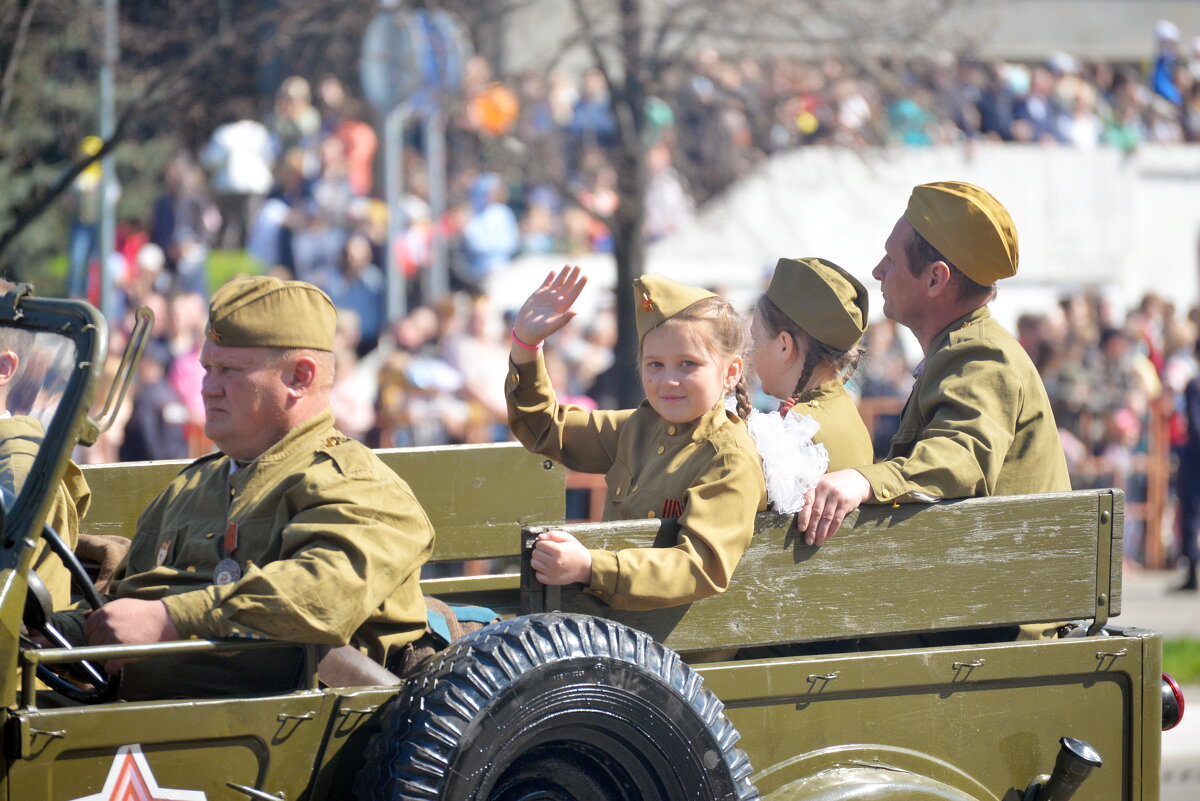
[0,294,1163,801]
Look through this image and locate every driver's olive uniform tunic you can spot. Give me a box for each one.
[0,415,91,609]
[56,410,433,696]
[507,354,766,611]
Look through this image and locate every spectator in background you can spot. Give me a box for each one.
[293,136,353,280]
[569,69,618,161]
[1012,65,1065,143]
[977,61,1017,140]
[118,350,190,462]
[643,143,694,242]
[166,292,209,431]
[65,136,118,299]
[317,232,386,356]
[200,98,276,251]
[1153,20,1184,108]
[334,98,378,198]
[270,76,321,158]
[460,173,519,291]
[1176,337,1200,591]
[169,163,219,297]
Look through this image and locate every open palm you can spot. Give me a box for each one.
[513,265,588,346]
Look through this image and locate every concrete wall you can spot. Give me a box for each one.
[961,0,1200,62]
[500,0,1200,74]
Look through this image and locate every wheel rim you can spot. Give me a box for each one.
[490,741,651,801]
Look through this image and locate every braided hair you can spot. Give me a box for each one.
[646,295,752,421]
[755,295,863,410]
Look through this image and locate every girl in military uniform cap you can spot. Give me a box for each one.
[506,266,766,611]
[751,257,873,472]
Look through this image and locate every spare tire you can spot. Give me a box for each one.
[355,613,758,801]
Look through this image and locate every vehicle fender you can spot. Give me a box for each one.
[764,766,986,801]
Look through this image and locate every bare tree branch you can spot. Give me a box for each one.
[569,0,615,87]
[0,1,331,264]
[0,0,43,132]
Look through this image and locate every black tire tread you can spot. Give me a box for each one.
[355,613,758,801]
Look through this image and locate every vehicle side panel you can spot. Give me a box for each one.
[698,630,1160,801]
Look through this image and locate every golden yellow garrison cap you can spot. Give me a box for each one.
[633,273,717,340]
[903,181,1018,285]
[767,257,868,350]
[206,276,336,351]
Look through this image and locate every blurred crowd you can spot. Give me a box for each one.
[62,22,1200,570]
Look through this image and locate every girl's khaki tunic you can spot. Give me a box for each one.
[789,380,874,472]
[507,355,766,611]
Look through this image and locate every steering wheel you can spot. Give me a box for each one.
[20,523,119,704]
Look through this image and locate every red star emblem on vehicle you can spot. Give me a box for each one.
[67,744,208,801]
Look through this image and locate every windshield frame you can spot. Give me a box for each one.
[0,287,105,579]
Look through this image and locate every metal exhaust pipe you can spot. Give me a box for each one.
[1023,737,1103,801]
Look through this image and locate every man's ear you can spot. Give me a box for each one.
[0,351,18,384]
[926,261,953,298]
[287,355,318,396]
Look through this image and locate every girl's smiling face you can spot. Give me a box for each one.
[641,321,743,424]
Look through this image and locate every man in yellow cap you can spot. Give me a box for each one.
[53,276,435,699]
[798,181,1069,549]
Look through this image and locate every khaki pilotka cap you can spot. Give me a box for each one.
[766,257,869,351]
[206,276,337,351]
[633,273,717,341]
[903,181,1019,286]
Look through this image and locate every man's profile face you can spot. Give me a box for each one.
[872,217,926,328]
[199,340,292,460]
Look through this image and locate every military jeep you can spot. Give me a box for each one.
[0,290,1184,800]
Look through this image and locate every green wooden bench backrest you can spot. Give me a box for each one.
[521,489,1122,653]
[80,443,565,564]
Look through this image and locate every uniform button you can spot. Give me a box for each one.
[186,565,196,572]
[230,487,236,497]
[615,487,623,496]
[647,511,656,519]
[205,532,215,539]
[667,425,676,435]
[881,488,891,499]
[656,445,665,455]
[325,436,339,447]
[808,400,820,408]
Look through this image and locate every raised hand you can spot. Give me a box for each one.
[512,265,587,350]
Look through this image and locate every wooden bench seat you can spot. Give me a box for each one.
[80,443,565,613]
[521,489,1123,653]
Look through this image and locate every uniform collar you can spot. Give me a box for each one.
[913,305,991,378]
[226,408,337,467]
[794,379,844,405]
[650,397,736,444]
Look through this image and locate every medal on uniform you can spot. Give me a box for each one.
[213,522,242,585]
[213,558,241,585]
[156,539,172,566]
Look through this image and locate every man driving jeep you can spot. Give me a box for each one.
[52,276,435,699]
[0,277,91,611]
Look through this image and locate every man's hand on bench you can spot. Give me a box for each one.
[531,530,592,585]
[797,469,873,546]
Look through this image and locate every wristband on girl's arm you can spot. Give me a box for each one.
[511,328,542,351]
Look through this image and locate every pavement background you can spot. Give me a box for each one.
[1115,569,1198,801]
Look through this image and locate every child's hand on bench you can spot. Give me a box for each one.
[531,530,592,586]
